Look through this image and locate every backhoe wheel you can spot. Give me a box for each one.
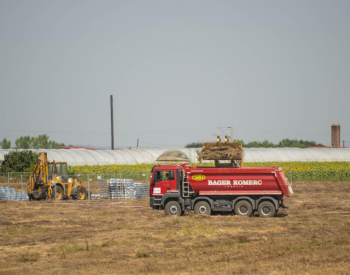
[234,200,253,217]
[164,201,182,216]
[194,201,211,215]
[257,201,276,218]
[52,186,64,200]
[77,186,87,200]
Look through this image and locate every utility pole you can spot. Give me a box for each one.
[137,138,139,149]
[343,140,345,148]
[110,95,114,150]
[218,127,233,140]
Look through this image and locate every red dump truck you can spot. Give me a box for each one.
[150,164,293,217]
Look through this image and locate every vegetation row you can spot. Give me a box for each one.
[1,151,350,181]
[185,138,325,148]
[69,162,350,182]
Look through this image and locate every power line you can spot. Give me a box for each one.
[1,128,350,140]
[0,128,214,135]
[235,129,350,135]
[139,141,184,147]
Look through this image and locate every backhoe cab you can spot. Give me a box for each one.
[28,152,87,201]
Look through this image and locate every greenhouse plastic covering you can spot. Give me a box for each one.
[1,148,350,166]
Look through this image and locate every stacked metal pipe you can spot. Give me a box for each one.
[108,179,124,199]
[134,183,150,199]
[0,187,29,201]
[123,179,135,199]
[90,194,108,200]
[97,179,150,199]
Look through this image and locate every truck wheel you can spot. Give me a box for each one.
[52,186,64,200]
[258,201,276,218]
[164,201,182,216]
[234,200,253,216]
[194,201,211,215]
[76,186,87,200]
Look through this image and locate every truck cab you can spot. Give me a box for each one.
[150,165,183,212]
[150,164,197,216]
[150,165,179,196]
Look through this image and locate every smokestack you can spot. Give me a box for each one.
[331,124,340,148]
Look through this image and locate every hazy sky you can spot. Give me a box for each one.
[1,0,350,148]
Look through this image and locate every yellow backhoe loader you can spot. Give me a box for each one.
[28,152,87,200]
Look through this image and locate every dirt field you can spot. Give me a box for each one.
[0,182,349,275]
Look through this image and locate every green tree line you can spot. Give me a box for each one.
[0,135,67,149]
[185,139,325,148]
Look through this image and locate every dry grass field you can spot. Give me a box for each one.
[0,181,349,275]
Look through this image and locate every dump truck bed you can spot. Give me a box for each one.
[184,166,293,197]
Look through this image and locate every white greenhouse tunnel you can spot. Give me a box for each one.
[1,148,350,166]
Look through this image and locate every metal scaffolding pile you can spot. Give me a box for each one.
[90,194,109,200]
[123,179,135,199]
[109,179,124,199]
[134,183,150,199]
[98,179,150,199]
[0,187,29,201]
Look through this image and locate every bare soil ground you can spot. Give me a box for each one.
[0,181,349,275]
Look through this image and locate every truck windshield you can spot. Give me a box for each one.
[155,171,174,182]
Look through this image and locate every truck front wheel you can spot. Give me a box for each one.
[257,201,276,218]
[234,200,253,216]
[194,201,211,215]
[164,201,183,216]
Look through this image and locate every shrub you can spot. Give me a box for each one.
[0,150,39,173]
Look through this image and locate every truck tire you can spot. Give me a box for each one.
[76,186,87,200]
[194,201,211,215]
[257,201,276,218]
[234,200,253,217]
[164,201,183,216]
[52,186,64,200]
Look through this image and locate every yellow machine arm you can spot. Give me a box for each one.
[28,153,52,200]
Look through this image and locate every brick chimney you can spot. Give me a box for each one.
[331,124,340,148]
